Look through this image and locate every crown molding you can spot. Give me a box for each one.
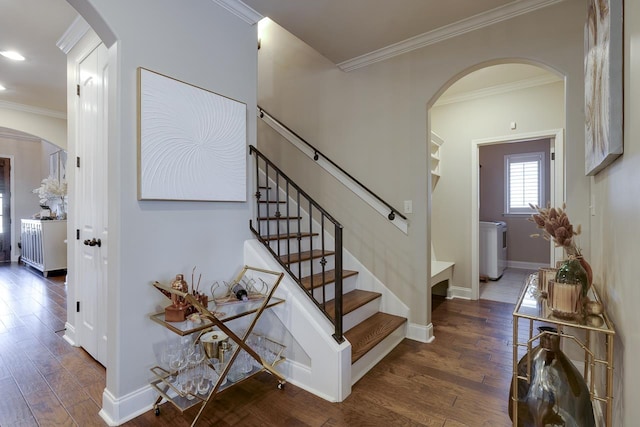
[338,0,566,72]
[0,100,67,120]
[212,0,263,25]
[434,74,562,106]
[0,127,43,143]
[57,15,91,54]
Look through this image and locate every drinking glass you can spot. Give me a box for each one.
[196,363,210,395]
[167,346,184,383]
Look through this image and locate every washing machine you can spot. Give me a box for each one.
[479,221,507,280]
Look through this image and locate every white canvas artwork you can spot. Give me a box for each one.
[138,68,247,201]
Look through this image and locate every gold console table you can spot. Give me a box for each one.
[512,274,615,426]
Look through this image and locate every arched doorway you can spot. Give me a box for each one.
[428,61,566,305]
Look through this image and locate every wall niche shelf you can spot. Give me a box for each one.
[431,131,443,190]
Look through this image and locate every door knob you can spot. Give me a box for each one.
[83,238,102,247]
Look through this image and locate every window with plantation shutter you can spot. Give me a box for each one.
[504,152,545,215]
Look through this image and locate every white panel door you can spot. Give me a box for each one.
[76,43,108,365]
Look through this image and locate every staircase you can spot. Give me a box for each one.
[249,145,407,383]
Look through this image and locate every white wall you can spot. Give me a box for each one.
[0,136,51,259]
[431,81,564,287]
[257,0,588,327]
[589,0,640,424]
[65,0,257,423]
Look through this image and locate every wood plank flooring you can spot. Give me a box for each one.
[0,262,517,426]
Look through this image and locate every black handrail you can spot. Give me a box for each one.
[249,145,344,343]
[258,106,407,222]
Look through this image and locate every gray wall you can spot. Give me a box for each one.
[588,0,640,424]
[479,139,550,264]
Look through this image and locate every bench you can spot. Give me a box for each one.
[431,243,454,288]
[431,260,455,288]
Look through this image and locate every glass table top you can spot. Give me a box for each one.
[513,273,615,335]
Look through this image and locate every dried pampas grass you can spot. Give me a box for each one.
[528,203,582,256]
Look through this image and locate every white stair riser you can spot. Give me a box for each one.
[342,299,381,333]
[285,257,336,277]
[309,276,358,302]
[267,238,313,255]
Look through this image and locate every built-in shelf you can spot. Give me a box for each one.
[431,132,443,190]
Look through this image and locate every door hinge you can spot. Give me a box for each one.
[551,152,555,161]
[76,301,80,312]
[76,229,80,240]
[76,84,80,96]
[76,156,80,168]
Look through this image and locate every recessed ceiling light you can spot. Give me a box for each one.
[0,51,25,61]
[0,84,5,91]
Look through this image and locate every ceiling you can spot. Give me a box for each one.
[0,0,78,115]
[244,0,523,65]
[0,0,559,121]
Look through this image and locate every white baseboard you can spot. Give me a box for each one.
[407,322,434,343]
[100,385,157,426]
[447,286,473,300]
[507,260,548,270]
[63,322,77,346]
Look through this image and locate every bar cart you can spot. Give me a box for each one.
[149,266,286,426]
[511,273,615,426]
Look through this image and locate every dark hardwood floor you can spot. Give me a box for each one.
[0,262,517,426]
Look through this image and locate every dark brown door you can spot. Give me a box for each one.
[0,158,11,262]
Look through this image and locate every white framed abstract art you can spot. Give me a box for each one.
[137,67,247,201]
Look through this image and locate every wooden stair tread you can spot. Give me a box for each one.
[324,289,380,320]
[258,200,286,204]
[279,249,334,264]
[262,232,318,241]
[300,269,358,290]
[345,312,407,364]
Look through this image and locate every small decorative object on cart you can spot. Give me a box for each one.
[155,267,210,322]
[164,274,190,322]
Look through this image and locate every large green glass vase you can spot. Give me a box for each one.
[556,258,589,296]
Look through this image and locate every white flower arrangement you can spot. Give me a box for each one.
[33,176,67,207]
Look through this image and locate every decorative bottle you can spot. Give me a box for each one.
[232,282,249,301]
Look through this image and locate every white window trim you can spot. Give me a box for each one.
[504,152,545,215]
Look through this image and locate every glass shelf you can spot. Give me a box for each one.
[513,273,615,335]
[150,296,285,336]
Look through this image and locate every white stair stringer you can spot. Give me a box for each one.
[244,239,352,402]
[245,238,410,397]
